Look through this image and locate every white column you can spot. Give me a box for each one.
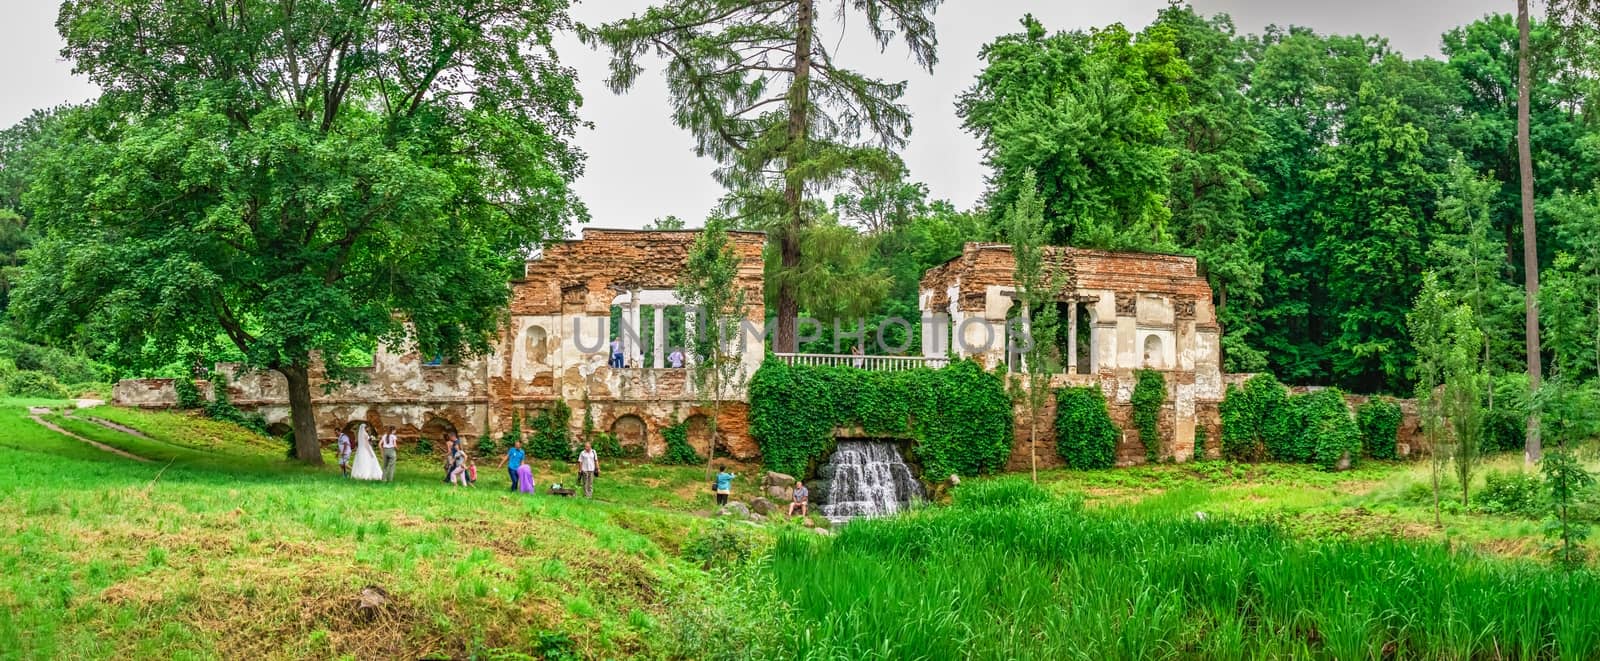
[1066,300,1079,373]
[629,291,643,367]
[653,305,667,369]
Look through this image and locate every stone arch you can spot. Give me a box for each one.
[525,324,551,368]
[265,422,293,442]
[611,414,648,454]
[420,416,458,454]
[1143,334,1165,369]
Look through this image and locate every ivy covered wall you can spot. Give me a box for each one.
[747,358,1013,481]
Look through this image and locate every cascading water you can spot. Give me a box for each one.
[813,440,925,523]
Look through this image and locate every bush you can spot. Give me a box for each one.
[1264,388,1359,471]
[414,437,434,456]
[474,433,496,458]
[1482,373,1531,453]
[749,358,1012,481]
[682,519,766,570]
[204,378,266,433]
[0,335,112,385]
[1053,386,1119,470]
[526,402,575,461]
[1357,398,1402,460]
[660,419,703,466]
[4,370,68,399]
[1473,470,1545,516]
[591,431,625,459]
[1219,374,1285,461]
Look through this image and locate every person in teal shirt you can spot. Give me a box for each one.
[714,466,736,506]
[498,440,526,492]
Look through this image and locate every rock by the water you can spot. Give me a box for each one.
[765,485,794,502]
[811,527,833,536]
[816,463,836,479]
[749,513,766,522]
[803,515,830,530]
[750,497,778,516]
[763,471,796,488]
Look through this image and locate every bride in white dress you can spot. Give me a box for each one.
[349,424,384,481]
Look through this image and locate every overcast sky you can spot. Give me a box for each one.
[2,0,1507,230]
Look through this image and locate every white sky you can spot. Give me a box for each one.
[1,0,1507,229]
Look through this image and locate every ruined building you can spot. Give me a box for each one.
[115,231,1227,465]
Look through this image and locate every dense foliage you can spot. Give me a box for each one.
[1356,398,1403,460]
[1130,370,1166,462]
[526,402,575,462]
[1052,387,1119,470]
[1265,389,1363,471]
[1218,374,1285,461]
[659,419,703,466]
[748,359,1012,481]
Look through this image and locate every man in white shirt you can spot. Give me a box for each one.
[577,442,599,498]
[337,430,352,477]
[668,347,684,369]
[380,427,399,482]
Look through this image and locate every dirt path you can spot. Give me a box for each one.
[31,415,153,463]
[82,416,153,439]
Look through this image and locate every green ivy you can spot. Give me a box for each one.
[526,402,574,461]
[1130,370,1165,463]
[659,419,702,465]
[203,377,266,433]
[1264,388,1360,471]
[1356,398,1403,460]
[174,376,204,409]
[1219,374,1285,461]
[748,358,1012,481]
[1053,386,1119,470]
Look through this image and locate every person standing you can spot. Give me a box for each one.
[337,429,352,477]
[442,434,459,484]
[448,443,468,486]
[851,343,865,368]
[609,336,623,368]
[788,481,809,517]
[668,347,684,369]
[714,466,736,507]
[380,427,398,482]
[577,442,600,498]
[498,439,526,492]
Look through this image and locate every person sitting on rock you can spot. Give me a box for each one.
[788,481,810,517]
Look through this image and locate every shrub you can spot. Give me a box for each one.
[1264,388,1360,471]
[526,402,575,461]
[1053,386,1119,470]
[1357,398,1403,460]
[204,378,266,433]
[592,431,625,459]
[1473,470,1545,516]
[1219,374,1285,461]
[1482,373,1531,453]
[474,433,496,458]
[749,358,1012,481]
[660,419,703,465]
[682,519,765,570]
[173,376,205,409]
[4,370,67,399]
[414,437,433,456]
[0,335,112,385]
[1130,370,1165,462]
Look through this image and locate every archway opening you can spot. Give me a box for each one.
[611,415,648,454]
[1143,335,1165,369]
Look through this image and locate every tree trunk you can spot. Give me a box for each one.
[1029,411,1037,483]
[775,0,815,354]
[1517,0,1542,465]
[280,364,324,464]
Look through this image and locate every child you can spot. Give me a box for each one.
[517,462,536,494]
[466,458,478,486]
[448,445,468,487]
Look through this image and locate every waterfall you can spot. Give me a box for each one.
[816,440,925,522]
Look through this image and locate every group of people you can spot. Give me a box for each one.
[335,424,398,482]
[608,337,686,369]
[712,466,813,517]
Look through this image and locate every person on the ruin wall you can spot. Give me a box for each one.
[668,347,684,369]
[578,441,600,498]
[609,337,623,368]
[498,439,526,492]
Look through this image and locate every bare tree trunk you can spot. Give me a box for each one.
[280,364,324,464]
[1517,0,1542,465]
[775,0,815,354]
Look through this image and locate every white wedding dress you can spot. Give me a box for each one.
[349,425,384,481]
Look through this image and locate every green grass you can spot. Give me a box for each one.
[764,478,1600,660]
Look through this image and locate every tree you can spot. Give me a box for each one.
[1431,159,1525,391]
[1532,376,1598,569]
[18,0,585,462]
[1005,171,1068,483]
[677,218,751,480]
[959,17,1187,251]
[1410,273,1485,522]
[1544,190,1600,382]
[583,0,943,352]
[1516,0,1543,464]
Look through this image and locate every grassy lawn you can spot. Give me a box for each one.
[4,398,1595,659]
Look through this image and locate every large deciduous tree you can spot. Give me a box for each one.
[583,0,942,353]
[17,0,586,462]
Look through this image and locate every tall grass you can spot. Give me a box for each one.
[766,478,1600,660]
